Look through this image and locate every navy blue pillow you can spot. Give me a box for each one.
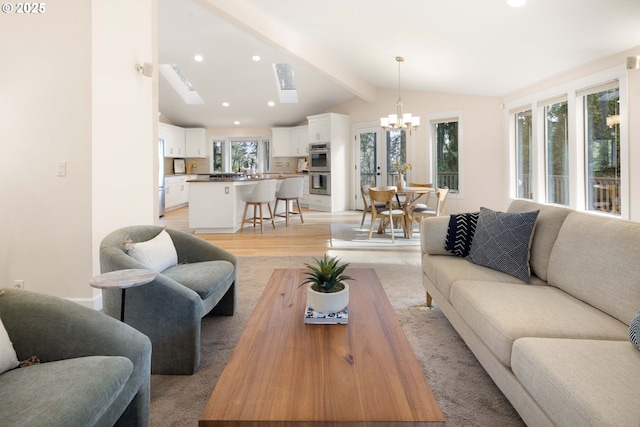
[445,212,479,257]
[467,207,539,283]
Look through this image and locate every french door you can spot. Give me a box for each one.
[354,125,407,210]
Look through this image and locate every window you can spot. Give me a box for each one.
[433,120,459,192]
[583,86,620,214]
[545,100,569,205]
[210,137,269,173]
[515,109,533,200]
[386,129,406,185]
[506,69,627,218]
[212,141,223,171]
[231,140,259,172]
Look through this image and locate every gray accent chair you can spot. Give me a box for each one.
[0,288,151,426]
[99,225,237,375]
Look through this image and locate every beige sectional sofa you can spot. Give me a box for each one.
[420,199,640,426]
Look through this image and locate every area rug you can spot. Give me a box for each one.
[330,222,421,247]
[149,255,524,427]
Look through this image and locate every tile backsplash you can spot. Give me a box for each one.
[164,157,209,175]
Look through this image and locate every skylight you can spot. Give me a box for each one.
[272,63,298,103]
[158,64,204,105]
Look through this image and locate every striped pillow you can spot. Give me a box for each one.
[630,311,640,350]
[445,212,479,257]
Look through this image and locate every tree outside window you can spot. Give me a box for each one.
[516,110,533,200]
[386,129,406,185]
[434,121,459,192]
[546,101,569,205]
[212,141,223,171]
[231,140,258,172]
[585,88,620,214]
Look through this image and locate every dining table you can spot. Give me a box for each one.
[369,185,436,239]
[397,185,436,238]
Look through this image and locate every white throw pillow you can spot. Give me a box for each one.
[126,229,178,272]
[0,316,19,374]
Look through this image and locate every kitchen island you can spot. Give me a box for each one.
[188,175,299,233]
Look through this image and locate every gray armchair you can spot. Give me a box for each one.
[0,288,151,427]
[99,225,237,375]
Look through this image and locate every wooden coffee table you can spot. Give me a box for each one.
[199,268,445,426]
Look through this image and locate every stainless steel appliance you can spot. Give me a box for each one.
[310,172,331,195]
[309,143,330,171]
[158,138,165,217]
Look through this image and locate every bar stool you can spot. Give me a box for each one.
[274,177,304,227]
[240,180,276,233]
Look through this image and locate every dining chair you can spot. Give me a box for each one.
[274,177,304,227]
[408,187,449,237]
[240,180,277,233]
[359,184,386,227]
[368,187,406,242]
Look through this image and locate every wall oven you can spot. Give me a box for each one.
[309,143,330,171]
[310,172,331,195]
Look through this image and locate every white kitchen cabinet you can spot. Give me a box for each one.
[299,174,310,207]
[159,123,186,157]
[271,127,294,157]
[185,128,207,158]
[307,194,332,212]
[307,115,331,143]
[306,113,350,212]
[291,126,309,156]
[164,174,195,210]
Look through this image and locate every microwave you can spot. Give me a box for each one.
[309,143,330,171]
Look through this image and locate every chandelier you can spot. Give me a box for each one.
[380,56,420,131]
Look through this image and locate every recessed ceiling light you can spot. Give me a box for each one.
[507,0,526,7]
[234,121,240,125]
[222,102,230,107]
[194,54,204,62]
[267,101,275,107]
[252,55,261,62]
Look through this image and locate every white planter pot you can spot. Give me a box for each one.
[306,283,349,313]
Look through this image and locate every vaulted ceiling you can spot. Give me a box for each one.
[158,0,640,129]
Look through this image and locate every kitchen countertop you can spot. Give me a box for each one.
[188,173,305,183]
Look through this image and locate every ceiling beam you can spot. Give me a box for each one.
[199,0,377,103]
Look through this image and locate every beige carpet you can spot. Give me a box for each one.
[330,222,421,247]
[149,255,524,426]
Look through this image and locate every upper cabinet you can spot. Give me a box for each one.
[159,122,186,157]
[291,126,309,156]
[271,125,309,158]
[271,127,294,157]
[307,115,331,143]
[185,128,207,158]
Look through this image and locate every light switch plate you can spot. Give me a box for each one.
[56,161,66,177]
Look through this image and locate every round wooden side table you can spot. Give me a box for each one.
[90,269,156,322]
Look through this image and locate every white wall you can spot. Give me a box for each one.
[0,0,155,304]
[91,0,157,280]
[0,0,93,300]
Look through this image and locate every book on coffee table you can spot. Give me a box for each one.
[304,305,349,324]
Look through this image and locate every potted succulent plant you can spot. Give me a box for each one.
[302,254,353,313]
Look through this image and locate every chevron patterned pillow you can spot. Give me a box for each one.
[445,212,479,257]
[467,207,540,283]
[630,311,640,350]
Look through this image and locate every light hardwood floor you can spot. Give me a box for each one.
[159,206,419,257]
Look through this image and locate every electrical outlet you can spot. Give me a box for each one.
[14,280,24,289]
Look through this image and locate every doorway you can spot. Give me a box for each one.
[354,124,408,210]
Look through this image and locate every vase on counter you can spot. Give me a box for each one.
[396,174,406,191]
